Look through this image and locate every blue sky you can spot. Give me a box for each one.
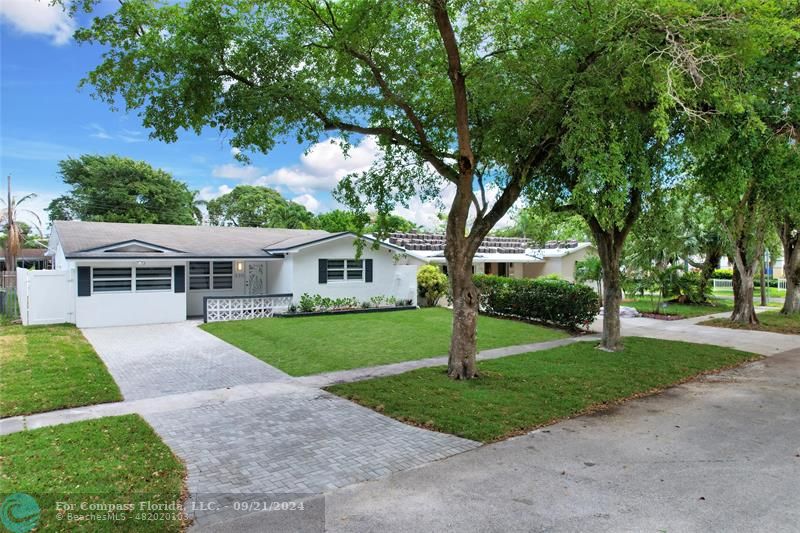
[0,0,440,229]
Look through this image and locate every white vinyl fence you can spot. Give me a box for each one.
[712,278,733,290]
[713,278,787,291]
[17,268,74,325]
[204,294,292,323]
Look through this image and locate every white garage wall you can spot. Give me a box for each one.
[74,261,186,328]
[290,237,423,305]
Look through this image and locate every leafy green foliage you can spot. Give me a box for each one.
[473,274,600,331]
[314,209,417,235]
[575,255,602,285]
[417,265,449,307]
[714,269,733,280]
[207,185,315,228]
[47,155,197,225]
[494,211,589,243]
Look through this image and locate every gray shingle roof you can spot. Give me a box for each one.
[53,220,335,259]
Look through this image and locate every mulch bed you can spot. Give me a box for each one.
[640,312,685,321]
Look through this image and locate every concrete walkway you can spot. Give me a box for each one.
[297,335,596,388]
[316,347,800,533]
[593,309,799,356]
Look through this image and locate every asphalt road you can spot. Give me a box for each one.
[324,347,800,533]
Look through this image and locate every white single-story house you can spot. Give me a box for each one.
[30,221,423,328]
[388,232,595,282]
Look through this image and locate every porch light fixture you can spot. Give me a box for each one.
[235,260,244,272]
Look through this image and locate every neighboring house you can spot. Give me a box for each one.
[0,248,51,271]
[39,221,423,328]
[388,232,595,282]
[717,255,786,279]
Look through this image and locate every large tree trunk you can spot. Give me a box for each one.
[778,218,800,315]
[731,263,759,324]
[592,228,626,352]
[447,256,479,379]
[759,259,767,307]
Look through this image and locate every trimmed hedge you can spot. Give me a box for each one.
[473,274,600,330]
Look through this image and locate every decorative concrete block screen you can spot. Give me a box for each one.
[204,294,292,323]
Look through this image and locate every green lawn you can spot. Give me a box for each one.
[712,287,786,298]
[0,324,122,417]
[327,337,758,442]
[0,415,186,532]
[700,310,800,335]
[202,308,568,376]
[624,296,733,318]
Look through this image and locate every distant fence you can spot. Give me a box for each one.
[0,272,16,289]
[0,287,19,320]
[712,279,733,290]
[712,278,787,291]
[204,294,293,323]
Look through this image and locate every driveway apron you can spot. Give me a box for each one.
[81,321,289,400]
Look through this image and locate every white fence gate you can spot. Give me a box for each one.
[17,268,74,326]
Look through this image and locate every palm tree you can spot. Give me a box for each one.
[1,193,43,273]
[575,255,603,300]
[191,191,207,225]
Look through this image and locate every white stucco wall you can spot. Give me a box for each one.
[73,260,186,328]
[267,256,293,294]
[289,236,423,305]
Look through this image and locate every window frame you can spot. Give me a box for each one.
[188,261,234,291]
[134,267,173,292]
[91,266,174,293]
[92,267,133,293]
[326,258,365,283]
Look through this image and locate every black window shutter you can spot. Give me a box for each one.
[174,265,186,293]
[77,266,91,297]
[318,259,328,284]
[365,259,373,283]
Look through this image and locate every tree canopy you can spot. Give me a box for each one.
[47,155,198,225]
[67,0,799,372]
[206,185,315,228]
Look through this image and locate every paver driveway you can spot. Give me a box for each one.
[81,321,289,399]
[81,321,478,529]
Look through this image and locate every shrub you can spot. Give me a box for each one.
[672,271,712,304]
[298,293,316,313]
[417,265,449,307]
[713,268,733,280]
[473,274,600,330]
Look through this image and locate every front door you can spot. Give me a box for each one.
[245,262,267,295]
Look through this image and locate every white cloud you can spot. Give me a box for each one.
[291,193,321,213]
[211,164,262,180]
[0,0,75,46]
[196,184,233,202]
[87,123,144,143]
[230,147,241,156]
[254,137,381,194]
